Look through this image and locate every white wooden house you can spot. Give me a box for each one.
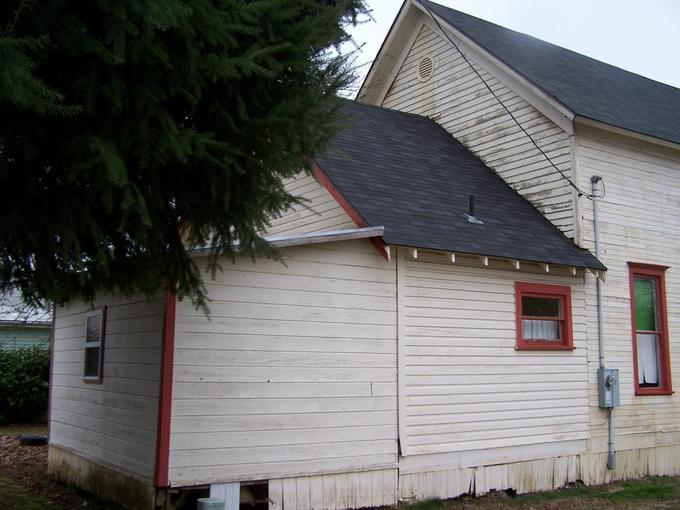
[0,291,51,350]
[48,1,680,508]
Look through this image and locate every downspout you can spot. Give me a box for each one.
[591,175,616,470]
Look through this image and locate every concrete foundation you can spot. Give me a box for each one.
[47,444,156,509]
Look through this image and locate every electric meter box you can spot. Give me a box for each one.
[597,367,620,408]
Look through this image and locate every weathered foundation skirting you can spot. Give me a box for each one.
[398,445,680,502]
[268,468,398,510]
[48,443,680,510]
[48,444,156,510]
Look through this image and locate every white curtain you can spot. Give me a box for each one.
[523,319,559,340]
[637,333,659,385]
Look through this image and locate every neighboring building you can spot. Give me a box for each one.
[48,1,680,509]
[0,291,51,350]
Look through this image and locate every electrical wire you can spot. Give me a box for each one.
[420,2,605,199]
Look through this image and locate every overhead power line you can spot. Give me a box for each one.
[420,2,604,200]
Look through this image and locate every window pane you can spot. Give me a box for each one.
[522,319,560,340]
[522,296,561,318]
[86,314,101,344]
[637,333,659,386]
[634,277,657,331]
[84,347,100,378]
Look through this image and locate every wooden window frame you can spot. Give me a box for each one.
[629,263,672,396]
[83,306,106,383]
[515,282,573,350]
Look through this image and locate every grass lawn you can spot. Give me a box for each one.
[0,475,62,510]
[403,477,680,509]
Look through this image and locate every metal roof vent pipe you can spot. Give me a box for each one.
[464,195,484,224]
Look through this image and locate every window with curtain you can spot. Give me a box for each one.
[84,307,106,382]
[629,263,672,395]
[515,282,573,350]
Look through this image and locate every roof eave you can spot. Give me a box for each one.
[389,243,606,273]
[574,116,680,152]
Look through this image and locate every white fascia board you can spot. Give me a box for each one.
[359,1,424,104]
[574,116,680,153]
[187,226,385,255]
[412,2,576,135]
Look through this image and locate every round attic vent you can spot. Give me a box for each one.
[417,56,435,82]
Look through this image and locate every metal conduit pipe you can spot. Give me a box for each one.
[591,175,616,470]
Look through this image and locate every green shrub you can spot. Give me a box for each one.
[0,346,50,424]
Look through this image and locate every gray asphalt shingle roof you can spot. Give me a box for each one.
[313,100,605,270]
[419,0,680,145]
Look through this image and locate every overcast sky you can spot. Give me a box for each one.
[344,0,680,97]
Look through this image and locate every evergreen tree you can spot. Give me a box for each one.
[0,0,366,310]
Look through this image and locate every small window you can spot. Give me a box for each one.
[84,307,106,382]
[629,263,672,395]
[515,282,573,350]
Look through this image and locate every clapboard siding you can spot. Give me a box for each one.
[382,24,575,237]
[402,251,588,456]
[169,240,398,486]
[576,131,680,450]
[50,295,164,481]
[266,171,355,236]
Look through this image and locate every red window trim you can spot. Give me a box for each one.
[628,263,672,396]
[83,305,107,384]
[515,282,573,350]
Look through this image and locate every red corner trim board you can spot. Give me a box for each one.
[47,304,56,442]
[311,161,390,261]
[154,290,177,488]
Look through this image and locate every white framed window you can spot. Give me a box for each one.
[84,307,106,382]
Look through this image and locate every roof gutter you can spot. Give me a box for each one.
[187,226,385,256]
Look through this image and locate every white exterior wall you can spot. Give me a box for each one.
[576,129,680,453]
[266,171,355,237]
[50,295,164,481]
[169,240,398,487]
[381,24,575,237]
[399,250,588,456]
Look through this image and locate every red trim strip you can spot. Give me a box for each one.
[628,262,672,395]
[154,290,177,487]
[311,161,390,261]
[47,304,56,443]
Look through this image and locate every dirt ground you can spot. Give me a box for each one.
[0,426,113,509]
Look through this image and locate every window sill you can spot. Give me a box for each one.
[515,343,574,351]
[83,377,103,384]
[635,388,673,396]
